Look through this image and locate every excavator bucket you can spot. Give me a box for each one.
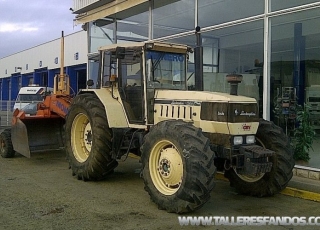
[11,117,65,158]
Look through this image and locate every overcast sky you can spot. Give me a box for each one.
[0,0,81,59]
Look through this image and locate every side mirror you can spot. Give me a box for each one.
[87,79,94,87]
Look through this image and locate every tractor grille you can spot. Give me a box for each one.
[159,105,193,120]
[201,102,259,123]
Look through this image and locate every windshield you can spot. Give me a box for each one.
[146,50,187,90]
[16,94,43,102]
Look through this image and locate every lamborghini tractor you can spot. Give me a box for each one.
[64,41,295,213]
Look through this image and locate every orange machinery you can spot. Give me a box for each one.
[11,32,73,157]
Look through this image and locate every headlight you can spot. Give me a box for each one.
[246,135,255,144]
[233,136,243,145]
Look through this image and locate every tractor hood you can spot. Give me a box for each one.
[154,90,257,103]
[153,89,259,136]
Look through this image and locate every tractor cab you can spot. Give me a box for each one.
[98,42,190,125]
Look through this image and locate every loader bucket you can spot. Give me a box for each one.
[11,117,65,158]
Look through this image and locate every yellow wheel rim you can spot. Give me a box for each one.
[149,140,183,196]
[71,113,92,163]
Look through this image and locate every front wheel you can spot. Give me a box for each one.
[65,93,118,181]
[225,119,295,196]
[0,129,15,158]
[141,120,216,213]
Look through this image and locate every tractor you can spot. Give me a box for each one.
[64,41,295,213]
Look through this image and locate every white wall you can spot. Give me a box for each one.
[0,31,88,78]
[73,0,99,12]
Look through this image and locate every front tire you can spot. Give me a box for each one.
[141,120,216,213]
[65,93,118,181]
[0,129,15,158]
[225,119,295,196]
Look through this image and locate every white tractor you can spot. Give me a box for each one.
[64,41,294,213]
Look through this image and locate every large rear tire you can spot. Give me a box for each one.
[225,119,295,196]
[65,93,118,181]
[0,129,15,158]
[141,120,216,213]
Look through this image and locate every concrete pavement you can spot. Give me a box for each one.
[1,125,320,203]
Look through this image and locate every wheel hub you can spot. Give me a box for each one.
[159,158,171,176]
[149,142,183,195]
[84,123,92,151]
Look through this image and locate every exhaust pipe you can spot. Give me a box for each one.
[226,74,243,96]
[194,26,203,91]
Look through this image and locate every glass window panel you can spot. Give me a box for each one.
[145,50,187,90]
[89,20,114,53]
[153,0,195,38]
[167,21,264,116]
[165,35,196,89]
[117,10,149,42]
[199,0,264,28]
[271,0,318,12]
[270,9,320,168]
[89,6,149,52]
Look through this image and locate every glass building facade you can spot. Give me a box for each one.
[83,0,320,169]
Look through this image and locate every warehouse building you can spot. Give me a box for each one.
[0,31,87,104]
[1,0,320,169]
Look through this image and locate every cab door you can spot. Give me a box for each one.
[117,48,145,125]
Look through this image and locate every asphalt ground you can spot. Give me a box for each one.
[1,125,320,201]
[1,126,320,230]
[1,150,320,230]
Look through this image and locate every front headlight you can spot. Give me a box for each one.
[233,136,243,145]
[246,135,255,144]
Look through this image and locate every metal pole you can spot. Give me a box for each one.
[263,0,270,120]
[60,31,64,76]
[113,18,117,44]
[294,23,305,105]
[149,0,154,40]
[195,0,198,29]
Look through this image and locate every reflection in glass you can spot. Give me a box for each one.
[270,8,320,168]
[89,20,114,53]
[153,0,194,38]
[271,0,318,12]
[145,50,187,90]
[199,0,263,27]
[166,21,264,116]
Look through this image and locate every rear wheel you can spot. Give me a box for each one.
[141,120,216,213]
[0,129,15,158]
[65,93,118,181]
[225,119,295,196]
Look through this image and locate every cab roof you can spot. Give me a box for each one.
[98,41,190,54]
